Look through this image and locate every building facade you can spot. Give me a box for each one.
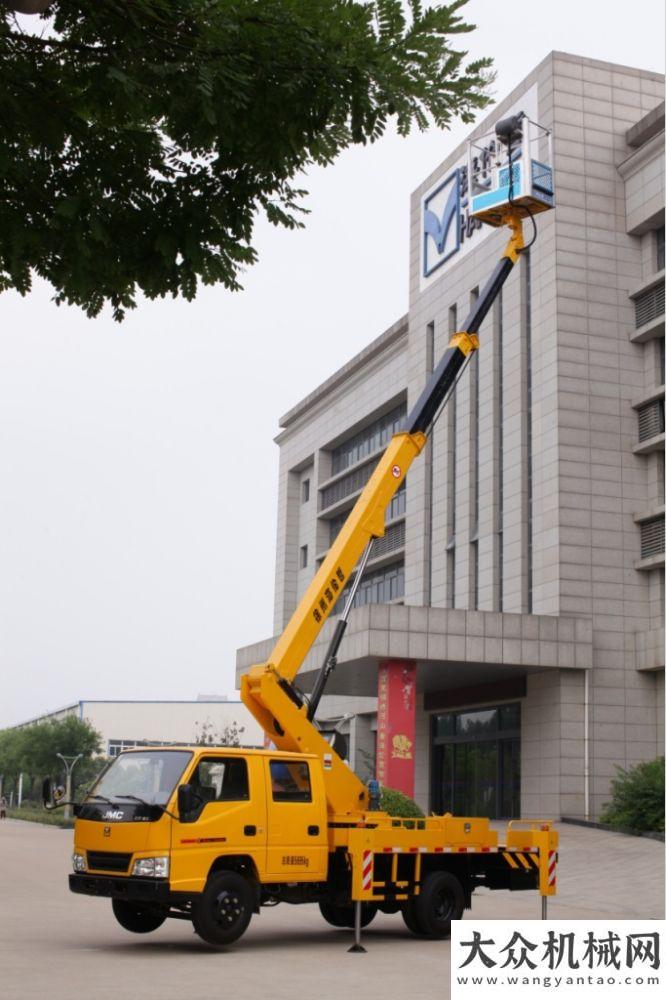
[237,53,665,822]
[9,698,265,757]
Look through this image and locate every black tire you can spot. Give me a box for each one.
[192,872,254,946]
[319,900,377,929]
[413,872,465,939]
[401,900,426,936]
[111,898,167,934]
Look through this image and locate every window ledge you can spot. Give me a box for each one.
[629,269,665,301]
[630,315,664,344]
[632,384,665,410]
[633,433,665,455]
[633,505,665,524]
[635,553,665,571]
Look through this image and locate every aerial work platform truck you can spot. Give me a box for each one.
[46,112,558,948]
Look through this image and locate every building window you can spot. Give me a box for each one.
[301,479,310,504]
[336,560,405,612]
[640,516,665,559]
[107,740,138,757]
[330,403,406,476]
[637,398,665,442]
[431,703,521,819]
[320,457,380,510]
[659,338,665,385]
[634,283,665,329]
[657,225,665,271]
[300,545,308,569]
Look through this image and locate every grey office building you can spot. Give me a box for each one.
[237,53,665,822]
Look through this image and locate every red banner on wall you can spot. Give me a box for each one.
[376,660,416,797]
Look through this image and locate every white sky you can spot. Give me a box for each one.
[0,1,664,727]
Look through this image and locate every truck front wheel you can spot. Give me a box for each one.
[111,898,167,934]
[413,871,465,939]
[192,872,254,946]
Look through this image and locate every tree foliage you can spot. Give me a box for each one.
[193,718,245,747]
[0,715,102,800]
[600,757,665,833]
[0,0,491,319]
[380,784,424,818]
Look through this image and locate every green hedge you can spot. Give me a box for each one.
[600,757,664,833]
[380,786,424,818]
[4,807,74,829]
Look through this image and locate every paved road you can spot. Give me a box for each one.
[0,819,663,1000]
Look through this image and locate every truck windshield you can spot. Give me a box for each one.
[88,750,192,807]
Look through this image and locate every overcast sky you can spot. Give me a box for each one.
[0,1,664,728]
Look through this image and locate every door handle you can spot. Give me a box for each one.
[308,825,319,836]
[244,825,257,836]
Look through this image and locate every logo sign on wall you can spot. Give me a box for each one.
[420,83,538,287]
[422,165,482,278]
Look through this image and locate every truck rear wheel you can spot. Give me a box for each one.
[318,901,377,929]
[414,871,465,939]
[401,902,425,936]
[192,871,253,947]
[111,898,167,934]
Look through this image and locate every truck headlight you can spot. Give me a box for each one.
[132,856,169,878]
[72,853,86,873]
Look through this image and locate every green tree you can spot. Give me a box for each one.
[194,718,245,747]
[0,716,102,802]
[0,0,491,319]
[600,757,665,833]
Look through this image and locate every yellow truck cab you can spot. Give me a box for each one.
[70,745,333,944]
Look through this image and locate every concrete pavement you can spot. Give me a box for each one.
[0,818,663,1000]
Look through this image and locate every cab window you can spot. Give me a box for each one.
[270,760,311,803]
[190,757,249,803]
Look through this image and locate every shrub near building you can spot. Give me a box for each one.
[600,758,665,833]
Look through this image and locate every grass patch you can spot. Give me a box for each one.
[5,806,74,829]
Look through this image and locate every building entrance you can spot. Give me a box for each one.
[431,703,521,819]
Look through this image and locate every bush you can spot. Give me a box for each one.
[5,807,74,829]
[380,786,424,819]
[600,757,664,833]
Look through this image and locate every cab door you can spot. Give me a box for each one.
[263,757,328,880]
[170,754,266,893]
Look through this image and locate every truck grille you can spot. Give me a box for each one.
[87,851,132,873]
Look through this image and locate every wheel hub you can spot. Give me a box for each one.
[215,891,242,926]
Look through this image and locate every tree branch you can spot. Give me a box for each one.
[3,30,110,55]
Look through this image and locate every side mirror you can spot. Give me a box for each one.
[177,784,197,820]
[42,777,54,809]
[42,780,67,810]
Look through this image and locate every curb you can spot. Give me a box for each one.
[561,816,664,842]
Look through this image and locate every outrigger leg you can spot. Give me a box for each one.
[347,901,367,953]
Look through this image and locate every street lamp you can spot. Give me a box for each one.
[56,753,82,821]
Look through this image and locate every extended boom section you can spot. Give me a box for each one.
[242,213,527,819]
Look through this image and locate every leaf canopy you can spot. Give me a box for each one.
[0,1,492,319]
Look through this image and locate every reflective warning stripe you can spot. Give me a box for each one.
[503,851,520,869]
[377,846,500,855]
[548,850,557,886]
[362,851,373,891]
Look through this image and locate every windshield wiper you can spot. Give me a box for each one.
[86,794,116,805]
[115,794,177,819]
